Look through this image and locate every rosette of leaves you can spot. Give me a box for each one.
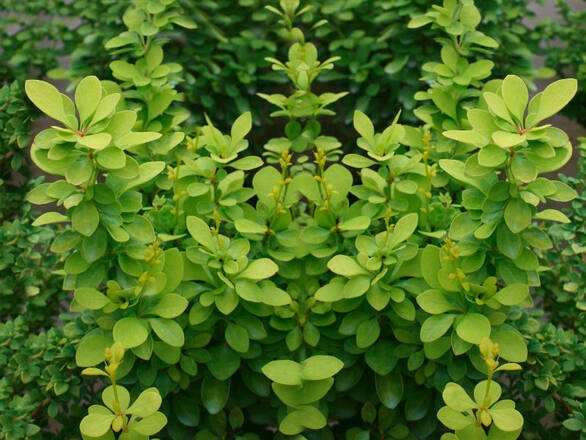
[261,355,344,435]
[80,342,167,439]
[438,339,525,440]
[438,74,577,282]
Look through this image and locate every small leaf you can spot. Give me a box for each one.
[327,255,368,277]
[262,360,302,386]
[74,287,110,310]
[420,314,455,343]
[225,323,250,353]
[302,355,344,380]
[75,76,102,126]
[442,383,477,412]
[72,201,99,237]
[25,80,71,127]
[501,75,528,123]
[493,284,529,306]
[80,413,115,438]
[32,212,68,226]
[149,318,184,347]
[132,412,167,436]
[489,406,524,432]
[375,372,403,409]
[534,78,578,124]
[113,317,149,349]
[201,376,230,415]
[534,209,570,223]
[127,388,163,418]
[354,110,375,144]
[237,259,278,280]
[231,112,252,145]
[186,216,214,250]
[504,198,532,233]
[455,313,491,344]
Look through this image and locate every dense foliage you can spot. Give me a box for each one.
[0,0,583,439]
[0,0,560,138]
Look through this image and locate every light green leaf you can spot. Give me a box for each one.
[97,147,126,170]
[493,284,529,306]
[408,15,433,28]
[390,213,419,247]
[328,255,368,277]
[272,378,333,407]
[443,130,488,147]
[90,93,121,127]
[74,287,110,310]
[484,92,513,125]
[356,319,381,348]
[301,355,344,380]
[32,212,68,226]
[489,406,524,432]
[416,289,458,314]
[78,133,112,150]
[534,209,570,223]
[76,333,113,367]
[76,76,102,126]
[354,110,375,144]
[338,216,371,231]
[234,219,267,235]
[127,388,162,418]
[501,75,528,123]
[420,314,455,343]
[491,329,527,362]
[492,131,525,148]
[72,201,99,237]
[80,413,115,438]
[504,198,532,233]
[132,412,167,436]
[442,383,477,412]
[533,78,578,124]
[262,360,302,385]
[113,317,149,349]
[279,406,327,435]
[437,406,474,431]
[186,216,214,250]
[455,313,491,344]
[231,112,252,145]
[25,80,70,127]
[149,318,184,347]
[225,323,250,353]
[147,294,188,319]
[237,259,279,280]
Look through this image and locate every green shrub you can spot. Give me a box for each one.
[507,138,585,439]
[19,1,582,439]
[0,313,93,439]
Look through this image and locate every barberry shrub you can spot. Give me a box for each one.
[21,0,580,439]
